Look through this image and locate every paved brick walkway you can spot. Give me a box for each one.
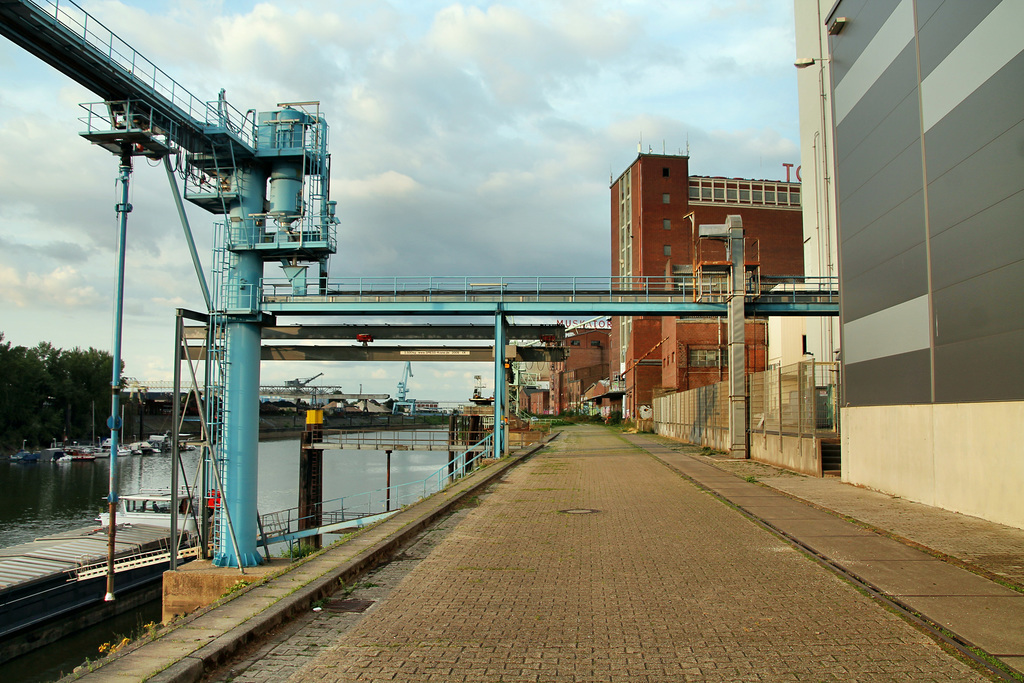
[285,426,984,682]
[205,505,476,682]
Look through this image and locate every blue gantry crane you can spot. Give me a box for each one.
[0,0,336,568]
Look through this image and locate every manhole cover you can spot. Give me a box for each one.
[558,508,600,515]
[325,598,375,613]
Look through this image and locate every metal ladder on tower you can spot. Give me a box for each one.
[206,236,234,559]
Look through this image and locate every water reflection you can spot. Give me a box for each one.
[0,432,452,682]
[0,433,449,549]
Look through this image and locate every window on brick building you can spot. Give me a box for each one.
[690,348,726,367]
[663,245,671,256]
[570,339,581,346]
[590,340,601,347]
[662,193,670,204]
[663,218,671,230]
[663,167,670,177]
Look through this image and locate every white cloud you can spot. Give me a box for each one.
[0,264,104,309]
[336,171,421,199]
[0,0,801,399]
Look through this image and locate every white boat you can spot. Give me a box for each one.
[95,440,133,457]
[56,448,97,463]
[98,489,200,534]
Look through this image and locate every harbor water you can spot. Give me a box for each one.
[0,432,450,683]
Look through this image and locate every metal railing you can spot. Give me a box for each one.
[749,361,840,437]
[29,0,255,144]
[78,99,174,141]
[71,544,200,581]
[259,433,494,544]
[221,218,337,253]
[261,275,838,303]
[319,429,454,451]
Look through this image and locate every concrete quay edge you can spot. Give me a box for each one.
[69,438,551,683]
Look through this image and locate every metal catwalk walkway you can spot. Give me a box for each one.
[259,274,839,316]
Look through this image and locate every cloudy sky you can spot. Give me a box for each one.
[0,0,801,402]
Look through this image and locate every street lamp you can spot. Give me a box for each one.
[794,53,837,360]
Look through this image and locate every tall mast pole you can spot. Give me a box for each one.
[104,146,133,601]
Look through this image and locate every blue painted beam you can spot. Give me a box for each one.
[260,301,838,317]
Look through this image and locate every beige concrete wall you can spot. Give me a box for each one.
[162,559,289,622]
[842,401,1024,529]
[750,433,821,476]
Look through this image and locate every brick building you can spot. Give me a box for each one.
[546,329,610,415]
[661,318,768,392]
[524,388,550,415]
[611,153,804,417]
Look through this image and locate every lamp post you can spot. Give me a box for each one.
[795,55,837,361]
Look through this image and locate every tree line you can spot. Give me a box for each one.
[0,333,115,452]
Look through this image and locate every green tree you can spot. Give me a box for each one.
[0,334,115,451]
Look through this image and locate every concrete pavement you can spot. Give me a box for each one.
[280,426,1012,681]
[66,425,1024,681]
[63,445,535,683]
[627,432,1024,679]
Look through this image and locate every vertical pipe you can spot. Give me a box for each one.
[164,157,212,311]
[104,148,132,602]
[493,311,507,455]
[170,310,182,570]
[200,320,213,559]
[447,413,457,482]
[385,450,392,511]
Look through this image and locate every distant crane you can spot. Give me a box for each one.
[392,362,416,414]
[285,373,324,389]
[396,362,412,401]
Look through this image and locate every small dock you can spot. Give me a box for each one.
[315,430,455,451]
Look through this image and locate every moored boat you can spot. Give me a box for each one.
[0,521,198,664]
[128,441,158,455]
[10,449,39,462]
[57,447,98,463]
[98,488,200,535]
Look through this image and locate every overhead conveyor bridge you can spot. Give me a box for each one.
[0,0,256,157]
[258,274,839,317]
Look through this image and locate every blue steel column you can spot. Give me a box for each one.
[215,165,266,567]
[493,310,507,455]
